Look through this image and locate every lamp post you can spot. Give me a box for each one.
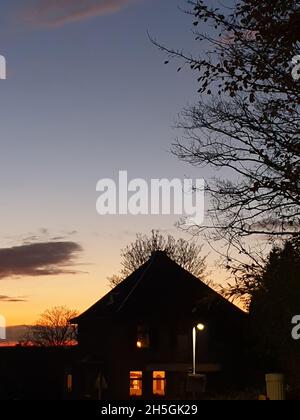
[192,323,205,375]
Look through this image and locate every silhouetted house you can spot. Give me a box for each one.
[72,251,248,400]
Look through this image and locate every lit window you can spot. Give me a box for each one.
[130,371,143,397]
[67,374,73,393]
[136,326,150,349]
[153,371,166,396]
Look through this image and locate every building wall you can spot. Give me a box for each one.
[76,309,247,400]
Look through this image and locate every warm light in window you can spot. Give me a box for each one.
[67,374,73,393]
[153,371,166,396]
[130,371,142,397]
[136,326,150,348]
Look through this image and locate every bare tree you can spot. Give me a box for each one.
[21,306,78,347]
[108,230,207,288]
[152,0,300,292]
[107,274,124,289]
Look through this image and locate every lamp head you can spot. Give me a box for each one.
[196,323,205,331]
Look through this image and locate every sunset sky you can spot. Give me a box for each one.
[0,0,220,327]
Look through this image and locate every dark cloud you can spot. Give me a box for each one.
[0,241,82,279]
[25,0,136,27]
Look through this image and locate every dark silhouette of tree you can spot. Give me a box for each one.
[107,274,124,289]
[21,306,78,347]
[248,237,300,394]
[108,230,207,288]
[152,0,300,284]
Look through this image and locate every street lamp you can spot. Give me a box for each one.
[192,323,205,375]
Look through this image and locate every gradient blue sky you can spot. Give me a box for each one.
[0,0,220,326]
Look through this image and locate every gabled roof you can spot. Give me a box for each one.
[72,251,246,323]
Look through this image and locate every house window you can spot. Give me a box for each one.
[67,374,73,393]
[130,371,143,397]
[136,326,150,349]
[153,371,166,396]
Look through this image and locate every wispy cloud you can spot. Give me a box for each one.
[0,295,27,303]
[0,241,82,279]
[25,0,136,27]
[5,229,79,246]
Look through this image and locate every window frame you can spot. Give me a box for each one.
[129,371,143,397]
[152,371,166,397]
